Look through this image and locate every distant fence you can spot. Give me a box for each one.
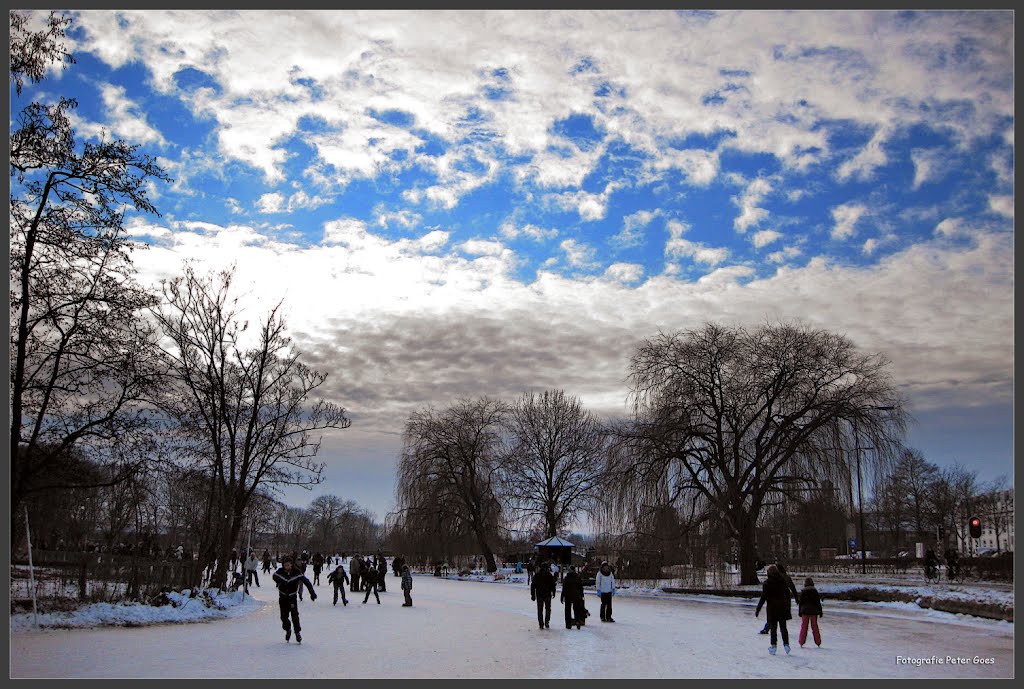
[11,551,202,611]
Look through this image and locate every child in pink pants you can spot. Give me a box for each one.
[798,577,823,646]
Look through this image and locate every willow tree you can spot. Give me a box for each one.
[395,398,507,572]
[617,322,905,584]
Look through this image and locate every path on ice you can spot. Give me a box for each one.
[10,573,1012,678]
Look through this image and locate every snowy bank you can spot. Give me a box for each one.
[10,588,264,633]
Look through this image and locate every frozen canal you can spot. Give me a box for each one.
[10,572,1013,678]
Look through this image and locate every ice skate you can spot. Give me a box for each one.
[784,645,791,654]
[769,645,777,655]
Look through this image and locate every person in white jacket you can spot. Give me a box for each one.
[595,561,616,622]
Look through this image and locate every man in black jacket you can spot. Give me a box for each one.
[362,563,381,604]
[560,565,586,629]
[530,561,556,630]
[327,562,350,606]
[273,557,317,643]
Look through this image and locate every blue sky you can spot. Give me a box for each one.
[15,10,1014,521]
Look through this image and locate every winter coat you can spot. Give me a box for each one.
[798,586,823,617]
[245,555,259,572]
[755,571,794,621]
[401,569,413,591]
[560,571,585,603]
[595,567,615,594]
[327,566,349,587]
[362,568,378,586]
[350,558,361,576]
[273,567,316,600]
[531,569,556,599]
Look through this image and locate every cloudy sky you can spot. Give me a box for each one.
[20,10,1013,521]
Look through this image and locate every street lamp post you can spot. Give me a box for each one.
[851,406,896,575]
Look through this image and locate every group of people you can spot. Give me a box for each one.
[529,560,618,630]
[271,553,415,643]
[754,563,825,655]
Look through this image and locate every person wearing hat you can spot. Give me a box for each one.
[595,561,616,622]
[560,564,586,630]
[273,556,317,643]
[327,561,350,606]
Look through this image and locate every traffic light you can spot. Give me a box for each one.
[969,516,982,539]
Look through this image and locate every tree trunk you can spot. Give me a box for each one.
[737,514,761,585]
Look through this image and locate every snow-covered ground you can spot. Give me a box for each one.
[10,569,1013,678]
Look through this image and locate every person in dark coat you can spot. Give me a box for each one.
[560,565,587,629]
[362,563,381,604]
[755,564,794,655]
[401,564,413,606]
[798,577,823,647]
[377,555,388,592]
[273,557,316,643]
[327,562,350,606]
[262,549,272,573]
[530,561,556,630]
[759,562,799,634]
[350,555,362,592]
[312,552,325,585]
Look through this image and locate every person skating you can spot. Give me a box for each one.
[295,557,309,600]
[377,554,388,592]
[362,563,381,604]
[595,561,616,622]
[759,562,799,634]
[798,577,823,647]
[530,561,556,630]
[262,549,272,574]
[755,564,794,655]
[244,550,260,589]
[560,565,586,629]
[312,552,325,585]
[350,555,362,592]
[273,557,317,643]
[401,564,414,606]
[327,562,350,606]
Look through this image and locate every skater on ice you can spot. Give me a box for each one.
[595,561,616,622]
[327,561,350,606]
[401,564,413,606]
[273,556,317,643]
[530,561,556,630]
[755,564,794,655]
[798,577,823,647]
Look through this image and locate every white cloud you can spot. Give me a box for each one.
[604,262,644,284]
[664,220,729,265]
[934,218,965,237]
[910,148,948,190]
[733,177,773,233]
[752,229,782,249]
[499,220,558,241]
[72,82,166,147]
[560,239,599,269]
[459,239,505,256]
[988,195,1013,219]
[766,246,802,264]
[862,238,879,255]
[830,203,868,240]
[226,197,245,215]
[646,148,719,187]
[375,208,422,230]
[287,190,332,212]
[256,192,286,214]
[548,182,620,222]
[611,209,661,248]
[837,126,891,182]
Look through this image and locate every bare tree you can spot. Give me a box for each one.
[396,398,508,572]
[501,390,608,538]
[891,448,939,542]
[9,10,171,530]
[978,475,1011,553]
[154,264,351,588]
[928,462,978,552]
[616,322,905,584]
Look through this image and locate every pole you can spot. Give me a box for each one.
[242,510,252,599]
[24,505,39,627]
[852,418,867,574]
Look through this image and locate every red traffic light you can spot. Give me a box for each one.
[969,516,982,539]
